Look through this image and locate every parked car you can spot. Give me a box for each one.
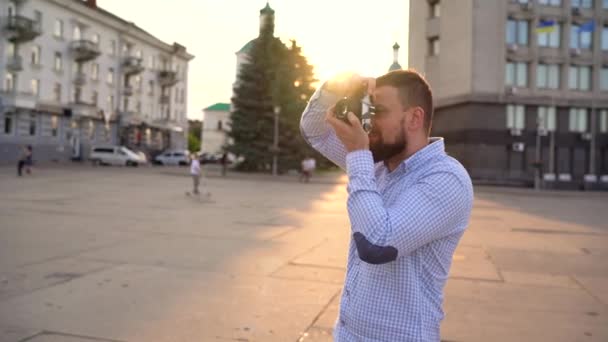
[154,150,190,166]
[90,146,144,166]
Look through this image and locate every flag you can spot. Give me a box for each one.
[579,20,595,32]
[536,20,556,33]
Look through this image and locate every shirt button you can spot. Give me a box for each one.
[345,289,349,297]
[340,319,346,326]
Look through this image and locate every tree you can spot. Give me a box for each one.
[229,29,329,172]
[188,120,202,152]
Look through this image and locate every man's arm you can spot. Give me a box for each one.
[345,150,473,264]
[300,85,348,170]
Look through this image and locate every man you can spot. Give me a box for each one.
[300,156,316,183]
[300,70,473,341]
[188,153,202,196]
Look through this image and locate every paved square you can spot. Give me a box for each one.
[1,166,607,341]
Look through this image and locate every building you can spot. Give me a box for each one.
[408,0,608,190]
[200,102,230,155]
[389,42,403,72]
[0,0,194,164]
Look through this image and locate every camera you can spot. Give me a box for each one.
[333,80,375,133]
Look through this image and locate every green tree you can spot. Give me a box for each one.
[229,29,329,171]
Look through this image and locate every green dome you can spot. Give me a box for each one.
[389,62,402,72]
[237,39,256,54]
[260,2,274,15]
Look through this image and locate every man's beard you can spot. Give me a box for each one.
[369,125,407,163]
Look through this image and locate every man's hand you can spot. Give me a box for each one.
[326,107,369,153]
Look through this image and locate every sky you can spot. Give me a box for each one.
[99,0,410,120]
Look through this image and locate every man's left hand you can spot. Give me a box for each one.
[325,108,369,153]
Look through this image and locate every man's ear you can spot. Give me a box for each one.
[406,107,425,131]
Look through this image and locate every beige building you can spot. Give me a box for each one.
[200,102,230,155]
[409,0,608,190]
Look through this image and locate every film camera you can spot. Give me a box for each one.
[333,80,375,133]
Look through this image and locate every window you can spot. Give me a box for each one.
[92,91,98,106]
[34,11,42,25]
[7,3,15,17]
[603,27,608,50]
[538,106,557,131]
[148,80,155,95]
[428,37,440,56]
[571,25,593,49]
[92,33,100,45]
[571,0,593,8]
[506,19,529,45]
[7,42,15,58]
[5,73,14,91]
[73,87,82,103]
[134,75,142,91]
[600,110,608,133]
[601,67,608,90]
[505,62,528,87]
[92,63,99,80]
[536,64,560,89]
[31,45,40,65]
[109,40,116,55]
[29,114,36,136]
[604,0,608,8]
[107,68,114,85]
[54,19,63,38]
[54,52,62,71]
[507,105,526,130]
[569,108,588,132]
[136,101,142,113]
[73,25,81,40]
[54,83,61,101]
[4,113,13,134]
[31,79,39,96]
[123,98,129,111]
[88,120,95,140]
[569,65,591,91]
[148,56,154,68]
[538,23,561,47]
[107,95,114,113]
[181,89,185,104]
[430,1,440,18]
[539,0,561,5]
[51,115,59,137]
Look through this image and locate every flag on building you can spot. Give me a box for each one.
[578,19,595,32]
[536,19,556,33]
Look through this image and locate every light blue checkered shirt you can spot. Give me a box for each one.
[301,86,474,341]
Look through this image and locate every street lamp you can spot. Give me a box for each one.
[272,105,280,176]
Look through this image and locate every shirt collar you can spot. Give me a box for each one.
[393,137,445,174]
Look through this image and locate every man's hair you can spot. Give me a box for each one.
[375,69,434,134]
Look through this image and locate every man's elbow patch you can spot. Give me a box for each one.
[353,232,398,265]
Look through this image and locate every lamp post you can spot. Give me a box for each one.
[272,105,280,176]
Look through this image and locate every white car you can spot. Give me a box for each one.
[154,150,190,166]
[90,146,143,167]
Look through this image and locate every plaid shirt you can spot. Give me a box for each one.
[300,86,474,341]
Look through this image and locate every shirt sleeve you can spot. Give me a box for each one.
[345,150,472,264]
[300,85,348,170]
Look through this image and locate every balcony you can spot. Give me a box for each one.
[4,15,41,43]
[0,89,36,109]
[73,72,87,86]
[6,55,23,72]
[69,40,101,63]
[158,70,178,87]
[120,111,143,126]
[122,57,144,75]
[123,85,134,97]
[69,101,99,119]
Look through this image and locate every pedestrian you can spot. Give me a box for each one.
[300,156,316,183]
[17,145,33,177]
[300,70,474,341]
[220,152,228,176]
[187,153,210,197]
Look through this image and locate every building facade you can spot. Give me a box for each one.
[200,102,230,155]
[0,0,193,164]
[409,0,608,190]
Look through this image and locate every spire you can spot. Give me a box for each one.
[259,2,275,36]
[389,42,402,72]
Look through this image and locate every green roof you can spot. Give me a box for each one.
[260,2,275,15]
[204,103,230,111]
[237,38,256,54]
[388,62,402,72]
[393,42,400,50]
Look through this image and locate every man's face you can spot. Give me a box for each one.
[368,86,408,163]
